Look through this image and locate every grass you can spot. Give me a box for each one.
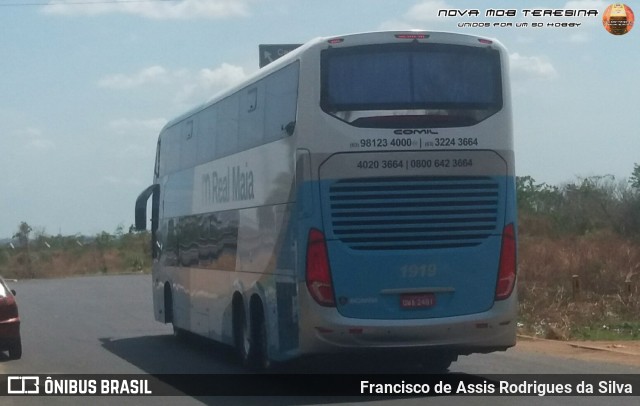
[0,232,151,279]
[572,322,640,341]
[517,228,640,341]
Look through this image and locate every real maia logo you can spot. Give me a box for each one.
[202,164,254,205]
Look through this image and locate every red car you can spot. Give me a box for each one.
[0,277,21,360]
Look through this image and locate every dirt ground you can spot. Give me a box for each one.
[515,335,640,367]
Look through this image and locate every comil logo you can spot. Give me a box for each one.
[603,3,635,35]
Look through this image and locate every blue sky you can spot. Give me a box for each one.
[0,0,638,238]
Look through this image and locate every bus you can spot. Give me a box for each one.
[135,30,517,371]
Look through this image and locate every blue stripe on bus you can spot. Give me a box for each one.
[297,175,516,320]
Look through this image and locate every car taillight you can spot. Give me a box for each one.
[306,229,335,307]
[496,223,517,300]
[0,296,19,320]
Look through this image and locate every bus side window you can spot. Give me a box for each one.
[239,86,265,150]
[198,105,217,165]
[216,95,239,158]
[154,139,161,178]
[265,62,299,142]
[246,88,258,112]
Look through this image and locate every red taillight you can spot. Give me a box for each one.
[496,223,517,300]
[478,38,493,44]
[0,296,19,320]
[306,229,335,307]
[327,38,344,44]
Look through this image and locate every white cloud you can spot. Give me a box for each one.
[42,0,252,20]
[509,53,558,81]
[108,118,167,135]
[26,139,56,150]
[20,127,56,151]
[564,0,607,11]
[103,64,246,91]
[404,0,454,23]
[102,175,143,186]
[176,63,248,104]
[99,62,248,110]
[98,66,170,89]
[563,0,608,27]
[566,32,590,43]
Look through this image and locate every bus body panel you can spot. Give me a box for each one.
[138,30,517,365]
[151,135,299,357]
[314,151,509,320]
[296,285,517,354]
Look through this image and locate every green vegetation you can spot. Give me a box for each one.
[572,322,640,341]
[517,169,640,340]
[0,224,151,279]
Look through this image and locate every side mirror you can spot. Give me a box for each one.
[135,184,159,231]
[11,289,16,296]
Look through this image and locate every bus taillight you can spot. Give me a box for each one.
[306,229,335,307]
[495,223,516,300]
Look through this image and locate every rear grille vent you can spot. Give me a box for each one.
[328,176,500,250]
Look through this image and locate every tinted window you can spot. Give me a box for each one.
[321,43,502,128]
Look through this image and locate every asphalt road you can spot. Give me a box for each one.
[1,274,638,405]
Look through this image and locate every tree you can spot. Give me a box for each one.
[516,176,561,213]
[13,222,32,248]
[12,222,33,277]
[630,163,640,190]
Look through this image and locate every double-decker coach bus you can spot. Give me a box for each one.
[135,30,517,370]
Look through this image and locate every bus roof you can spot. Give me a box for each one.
[160,30,504,133]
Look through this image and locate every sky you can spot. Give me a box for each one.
[0,0,638,238]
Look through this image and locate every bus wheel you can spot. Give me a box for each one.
[165,283,186,339]
[233,298,271,370]
[421,351,457,372]
[233,297,251,366]
[249,302,271,370]
[164,283,173,324]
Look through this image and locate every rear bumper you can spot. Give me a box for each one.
[0,318,21,349]
[298,291,517,356]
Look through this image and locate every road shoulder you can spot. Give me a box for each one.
[515,335,640,368]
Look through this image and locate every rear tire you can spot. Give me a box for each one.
[8,338,22,360]
[420,351,457,372]
[233,300,251,366]
[250,306,271,371]
[164,283,173,324]
[233,299,271,370]
[164,284,187,340]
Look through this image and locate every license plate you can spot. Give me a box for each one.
[400,293,436,309]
